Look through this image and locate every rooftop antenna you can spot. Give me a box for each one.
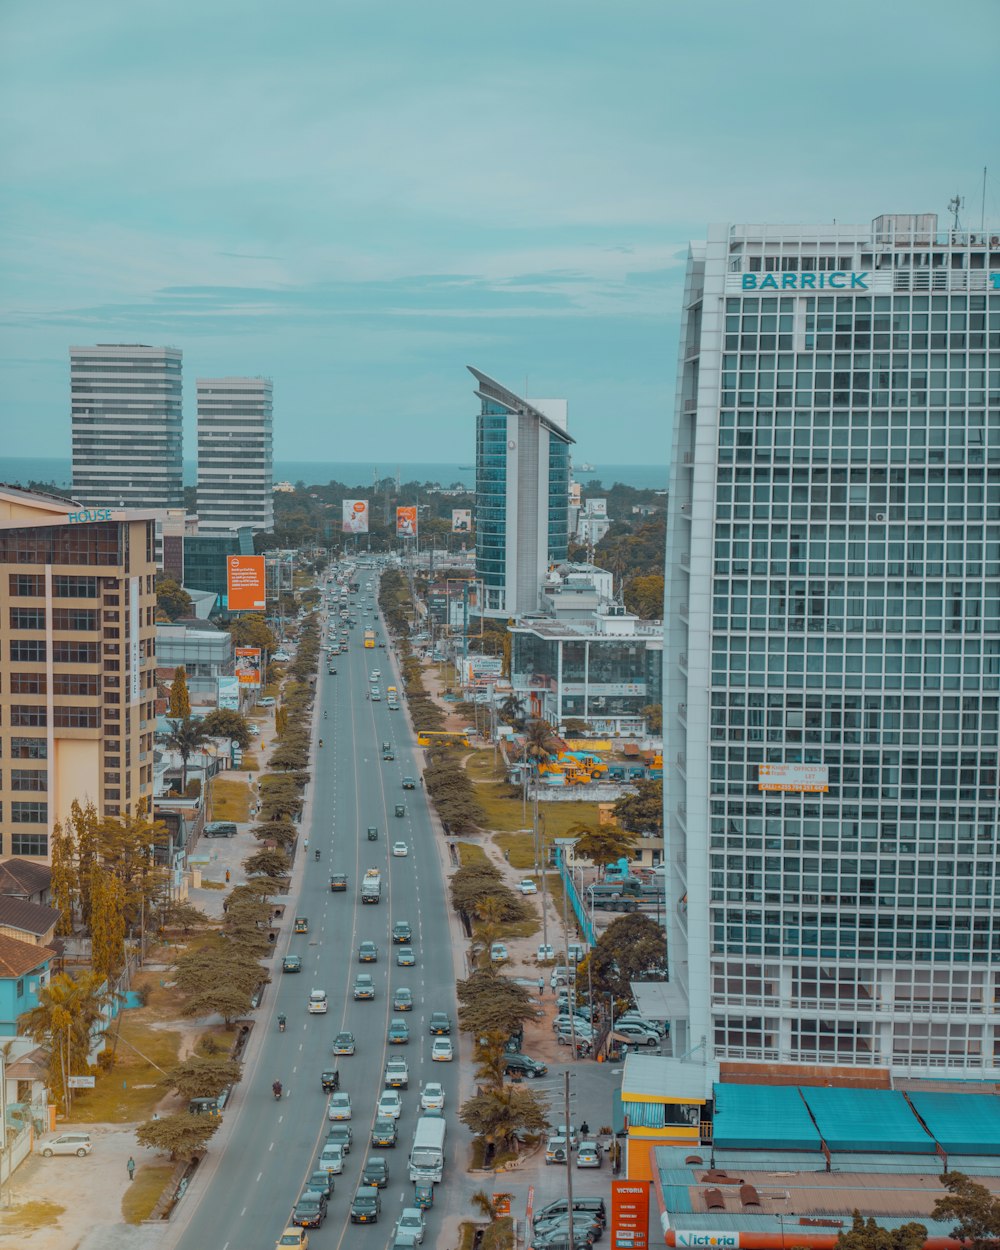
[981,166,988,232]
[948,193,964,232]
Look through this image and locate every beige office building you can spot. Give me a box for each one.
[0,486,157,862]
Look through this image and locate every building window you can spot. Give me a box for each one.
[10,706,47,727]
[9,672,46,695]
[53,706,101,729]
[11,769,47,792]
[11,738,47,760]
[53,673,100,697]
[11,801,47,823]
[10,640,46,663]
[11,834,48,856]
[53,609,98,631]
[53,642,99,664]
[53,576,99,598]
[10,607,45,630]
[9,574,44,596]
[15,978,24,999]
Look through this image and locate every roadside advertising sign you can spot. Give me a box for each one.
[342,499,369,533]
[452,508,472,532]
[227,555,266,611]
[235,647,262,687]
[396,506,417,538]
[758,763,829,793]
[611,1179,650,1248]
[217,676,240,710]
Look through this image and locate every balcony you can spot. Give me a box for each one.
[677,701,687,722]
[678,602,689,622]
[679,651,688,671]
[679,552,690,570]
[683,451,694,466]
[676,751,687,775]
[680,502,692,517]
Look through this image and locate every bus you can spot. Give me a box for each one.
[416,730,470,748]
[364,629,376,649]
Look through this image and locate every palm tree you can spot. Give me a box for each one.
[522,719,555,769]
[20,972,110,1114]
[499,694,526,728]
[566,821,638,878]
[164,717,210,794]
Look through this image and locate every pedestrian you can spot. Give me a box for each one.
[503,849,510,862]
[537,975,544,996]
[127,1156,135,1182]
[580,1119,590,1136]
[225,869,230,883]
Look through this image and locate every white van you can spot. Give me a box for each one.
[308,989,328,1014]
[39,1132,92,1158]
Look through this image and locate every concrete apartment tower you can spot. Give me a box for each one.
[664,214,1000,1076]
[70,345,183,510]
[0,486,158,862]
[469,366,572,618]
[196,377,274,534]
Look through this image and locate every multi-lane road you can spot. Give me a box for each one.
[174,583,461,1249]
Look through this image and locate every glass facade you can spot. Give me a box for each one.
[475,400,509,605]
[666,219,1000,1075]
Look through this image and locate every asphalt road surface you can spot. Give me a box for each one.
[174,586,460,1250]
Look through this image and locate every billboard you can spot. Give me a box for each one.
[611,1180,650,1250]
[396,506,417,538]
[227,555,266,611]
[235,647,262,687]
[758,763,829,793]
[342,499,369,533]
[217,676,241,710]
[452,508,472,533]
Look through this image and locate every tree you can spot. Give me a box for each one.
[19,972,109,1113]
[174,943,267,1000]
[498,694,525,728]
[159,1056,242,1100]
[567,822,639,877]
[89,867,126,983]
[641,703,663,734]
[228,614,278,654]
[473,1032,511,1089]
[251,819,298,850]
[95,803,169,934]
[457,970,538,1036]
[168,667,191,719]
[69,800,100,928]
[165,717,210,795]
[459,1083,549,1150]
[450,866,528,922]
[181,983,254,1028]
[243,847,291,880]
[155,576,193,622]
[835,1213,928,1250]
[932,1172,1000,1249]
[522,719,556,767]
[49,820,76,937]
[586,912,666,1000]
[221,897,273,956]
[200,709,251,750]
[613,778,663,835]
[624,573,664,620]
[136,1112,220,1161]
[257,775,302,821]
[160,901,211,935]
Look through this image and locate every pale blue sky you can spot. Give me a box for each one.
[1,0,997,465]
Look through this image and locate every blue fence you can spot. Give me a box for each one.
[554,847,596,947]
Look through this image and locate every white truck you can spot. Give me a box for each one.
[361,868,382,905]
[408,1114,446,1183]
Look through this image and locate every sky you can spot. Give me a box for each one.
[1,0,997,466]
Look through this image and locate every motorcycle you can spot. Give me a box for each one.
[314,849,320,861]
[272,1081,283,1100]
[278,1015,286,1033]
[319,738,324,748]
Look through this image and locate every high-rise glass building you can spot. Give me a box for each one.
[665,214,1000,1076]
[469,366,572,617]
[71,345,183,510]
[196,377,274,534]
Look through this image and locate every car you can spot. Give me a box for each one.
[273,652,291,663]
[377,1089,402,1119]
[503,1052,548,1079]
[428,1011,451,1035]
[318,1143,344,1175]
[308,989,328,1014]
[362,1155,390,1188]
[536,943,556,961]
[358,940,379,962]
[550,965,576,988]
[397,1207,427,1245]
[393,987,414,1012]
[618,1012,667,1036]
[555,1017,596,1037]
[276,1228,308,1249]
[388,1018,410,1045]
[321,1070,340,1092]
[534,1198,607,1230]
[402,776,416,790]
[353,974,375,1000]
[306,1170,333,1200]
[247,723,260,736]
[431,1038,454,1062]
[371,1116,398,1148]
[38,1131,91,1158]
[385,1057,409,1088]
[576,1140,603,1168]
[328,1091,352,1121]
[392,841,409,857]
[392,920,412,943]
[282,954,302,973]
[370,670,381,680]
[566,941,587,963]
[371,690,381,701]
[383,747,394,760]
[420,1082,445,1111]
[518,878,538,895]
[545,1135,570,1165]
[326,1123,353,1154]
[259,696,276,708]
[203,821,237,839]
[396,945,415,966]
[332,1031,356,1055]
[292,1191,328,1228]
[350,1185,381,1224]
[612,1020,661,1046]
[490,941,509,963]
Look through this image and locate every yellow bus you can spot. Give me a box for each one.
[364,629,376,649]
[416,730,470,748]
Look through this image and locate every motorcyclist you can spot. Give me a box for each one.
[314,848,320,861]
[324,710,328,719]
[272,1080,282,1099]
[278,1014,286,1032]
[319,738,324,747]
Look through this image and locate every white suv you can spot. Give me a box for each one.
[39,1132,92,1158]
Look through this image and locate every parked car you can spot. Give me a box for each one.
[612,1020,661,1047]
[503,1053,548,1079]
[545,1135,570,1165]
[518,878,538,894]
[490,942,509,963]
[39,1132,92,1158]
[576,1141,603,1168]
[203,821,237,839]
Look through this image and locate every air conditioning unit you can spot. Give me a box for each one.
[873,511,887,523]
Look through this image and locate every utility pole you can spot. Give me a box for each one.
[564,1070,576,1247]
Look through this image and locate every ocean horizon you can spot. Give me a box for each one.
[0,456,670,493]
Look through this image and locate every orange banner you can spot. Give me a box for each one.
[396,506,417,538]
[227,555,266,610]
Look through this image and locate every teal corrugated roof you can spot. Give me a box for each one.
[713,1082,821,1151]
[662,1185,693,1213]
[800,1086,934,1154]
[908,1092,1000,1156]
